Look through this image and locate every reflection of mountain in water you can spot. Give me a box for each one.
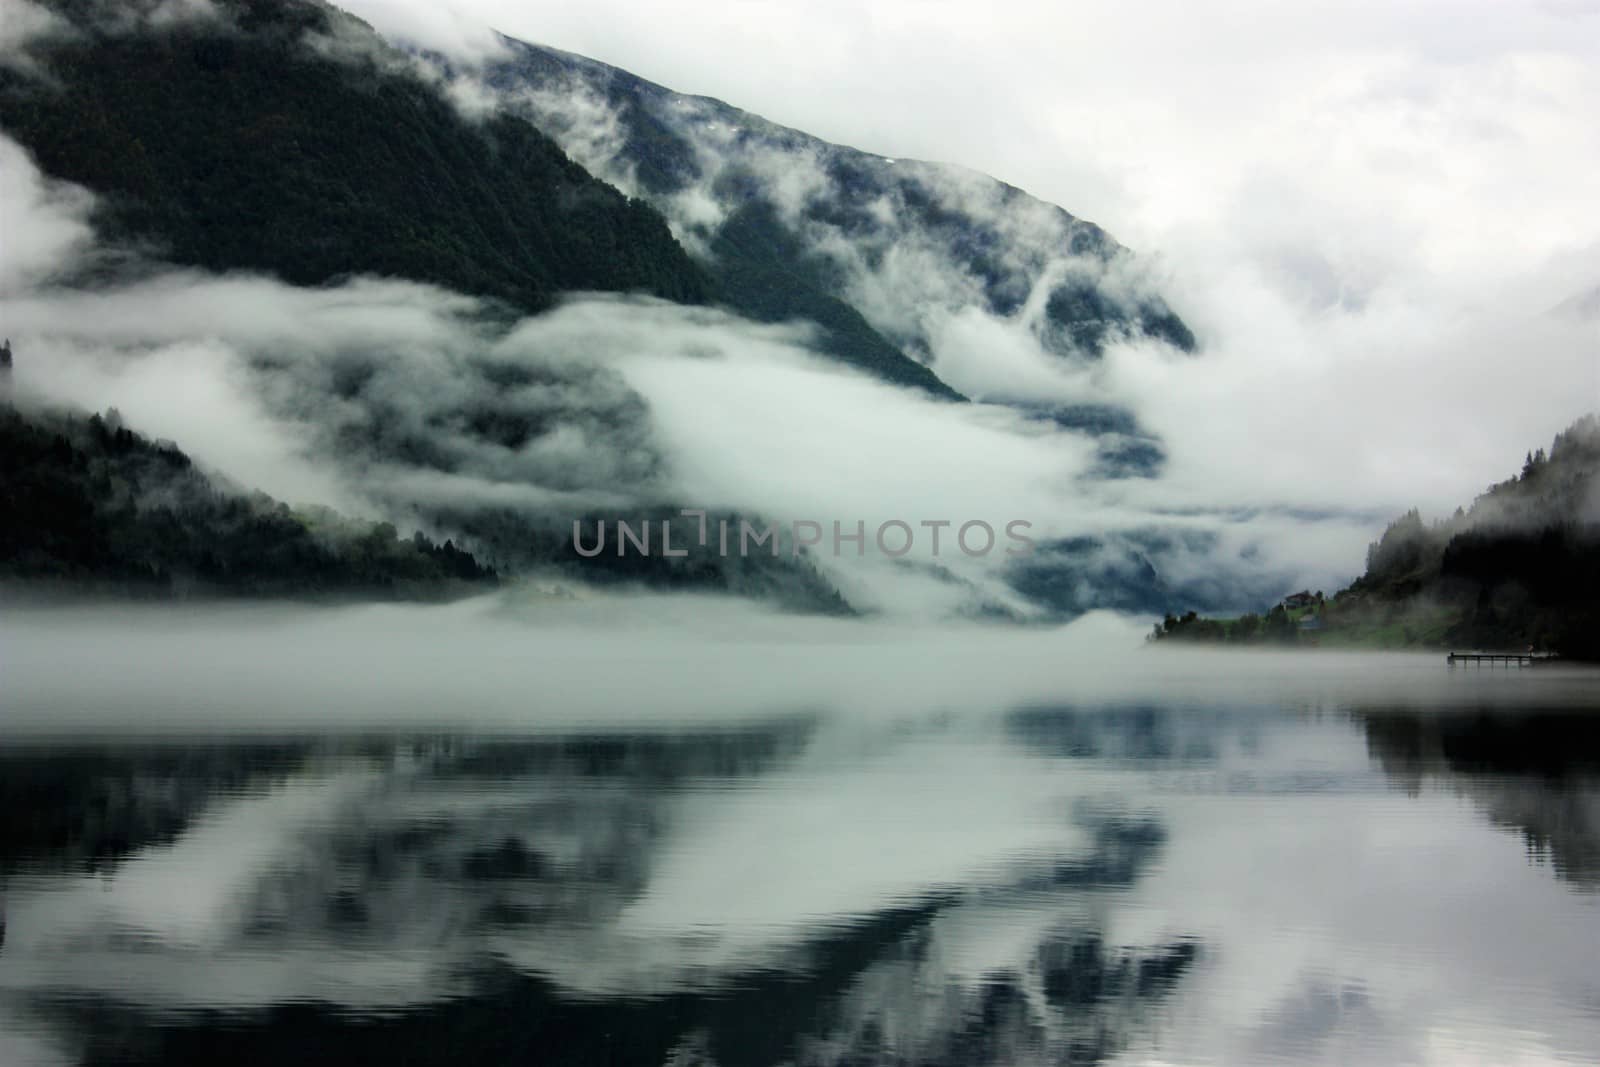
[1007,704,1233,763]
[792,820,1199,1067]
[0,721,1203,1066]
[1360,709,1600,887]
[0,743,311,874]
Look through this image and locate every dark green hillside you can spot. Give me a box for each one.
[480,39,1197,404]
[0,399,496,598]
[709,202,963,398]
[0,0,709,310]
[475,47,963,399]
[484,34,1196,382]
[1152,414,1600,658]
[1338,415,1600,656]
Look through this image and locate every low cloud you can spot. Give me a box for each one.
[331,0,509,67]
[0,128,1386,615]
[341,0,1600,533]
[0,135,94,291]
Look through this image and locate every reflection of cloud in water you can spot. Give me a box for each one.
[0,716,1203,1064]
[2,698,1599,1063]
[1097,708,1600,1067]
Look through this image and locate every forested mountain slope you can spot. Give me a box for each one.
[474,35,1194,408]
[1153,414,1600,657]
[0,394,496,598]
[0,0,709,311]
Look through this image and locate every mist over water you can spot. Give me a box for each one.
[2,3,1597,1065]
[2,596,1598,1065]
[3,594,1598,734]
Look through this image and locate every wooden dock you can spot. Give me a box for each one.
[1446,652,1557,667]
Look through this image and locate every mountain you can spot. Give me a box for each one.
[2,1,1194,412]
[0,391,497,599]
[1152,414,1600,657]
[470,36,1196,415]
[0,0,853,610]
[0,0,1208,616]
[1342,414,1600,654]
[0,0,708,311]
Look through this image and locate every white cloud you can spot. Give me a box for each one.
[337,0,1600,526]
[12,0,1600,615]
[10,129,1355,618]
[328,0,508,65]
[0,136,94,291]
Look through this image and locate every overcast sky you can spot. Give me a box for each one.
[338,0,1600,518]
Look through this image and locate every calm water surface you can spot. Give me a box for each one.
[1,617,1598,1066]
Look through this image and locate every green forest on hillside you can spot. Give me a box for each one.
[0,0,709,311]
[1152,414,1600,659]
[0,394,496,599]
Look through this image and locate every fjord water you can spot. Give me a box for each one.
[1,601,1598,1066]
